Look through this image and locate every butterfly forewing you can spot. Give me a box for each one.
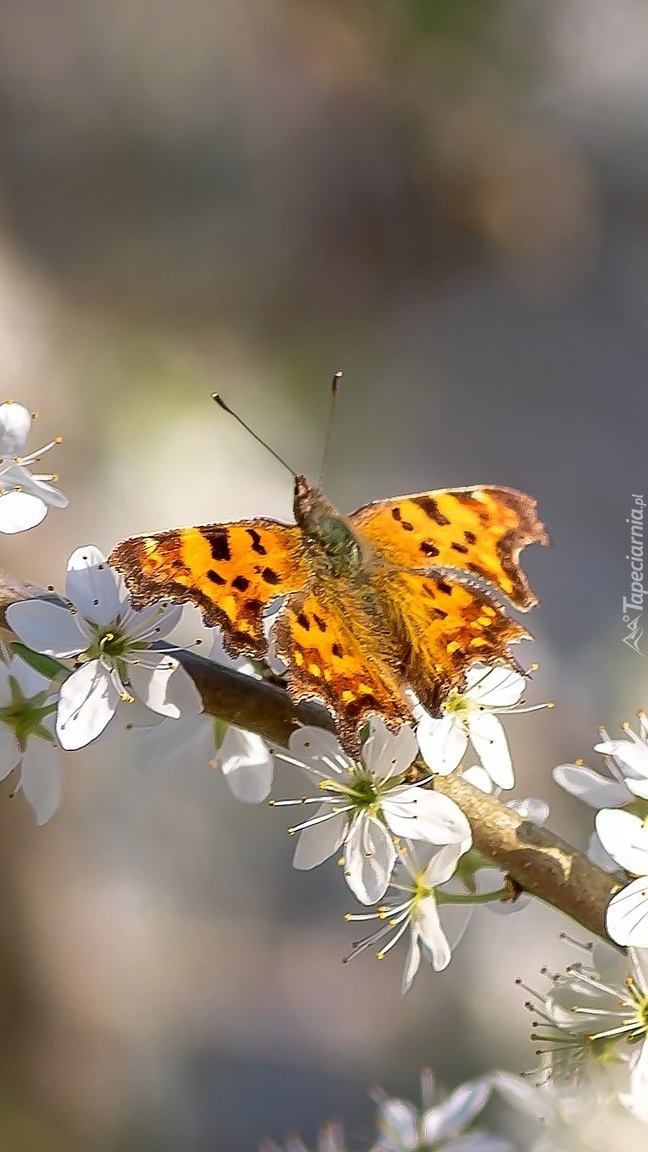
[110,520,309,658]
[349,486,548,610]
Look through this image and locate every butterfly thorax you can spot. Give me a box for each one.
[293,475,366,581]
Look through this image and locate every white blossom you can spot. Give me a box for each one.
[135,713,274,802]
[6,546,202,750]
[259,1125,348,1152]
[595,809,648,948]
[274,721,471,905]
[0,400,67,533]
[416,665,543,790]
[0,646,62,823]
[494,1069,648,1151]
[371,1071,511,1152]
[345,844,467,989]
[520,943,648,1119]
[553,715,648,810]
[553,716,648,874]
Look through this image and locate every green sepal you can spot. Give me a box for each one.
[10,642,68,681]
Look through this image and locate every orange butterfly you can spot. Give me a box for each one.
[110,399,547,756]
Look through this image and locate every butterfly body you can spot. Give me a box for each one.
[110,474,548,755]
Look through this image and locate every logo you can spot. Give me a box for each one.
[622,494,646,656]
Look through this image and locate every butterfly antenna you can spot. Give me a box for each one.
[318,371,343,487]
[212,393,296,477]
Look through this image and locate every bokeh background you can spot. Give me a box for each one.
[0,0,647,1148]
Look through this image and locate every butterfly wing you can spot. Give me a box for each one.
[373,567,529,716]
[273,586,412,757]
[110,520,310,659]
[349,486,548,610]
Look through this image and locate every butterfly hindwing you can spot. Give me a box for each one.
[110,520,310,658]
[373,566,529,715]
[349,486,548,610]
[273,586,412,757]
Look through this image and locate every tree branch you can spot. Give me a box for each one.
[0,571,621,945]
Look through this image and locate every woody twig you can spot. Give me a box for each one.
[0,569,621,947]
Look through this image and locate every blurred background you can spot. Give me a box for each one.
[0,0,647,1147]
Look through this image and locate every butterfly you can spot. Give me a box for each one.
[109,472,548,757]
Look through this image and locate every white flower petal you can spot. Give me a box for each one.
[20,737,62,824]
[292,805,346,870]
[0,490,47,533]
[492,1073,555,1123]
[23,475,67,509]
[344,814,396,904]
[128,653,203,718]
[401,931,422,995]
[218,727,274,803]
[56,660,120,750]
[5,599,86,658]
[596,809,648,875]
[416,895,451,971]
[626,778,648,800]
[376,1100,419,1151]
[606,877,648,947]
[0,401,31,453]
[422,1079,491,1143]
[136,713,215,774]
[508,797,549,825]
[587,830,620,874]
[468,710,513,789]
[423,842,464,886]
[386,788,471,846]
[595,739,648,779]
[417,714,467,776]
[125,602,183,641]
[65,546,123,624]
[461,764,495,794]
[288,727,351,778]
[464,665,525,707]
[10,652,51,698]
[0,721,21,777]
[628,1035,648,1122]
[363,718,417,779]
[552,764,631,808]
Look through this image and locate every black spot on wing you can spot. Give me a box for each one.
[312,612,327,632]
[331,642,343,658]
[207,568,226,586]
[296,612,310,631]
[464,530,477,544]
[414,496,450,526]
[232,574,250,591]
[262,567,280,585]
[208,530,231,562]
[420,541,440,557]
[247,528,267,556]
[451,542,469,555]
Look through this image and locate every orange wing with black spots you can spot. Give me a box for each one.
[374,568,529,715]
[273,587,411,757]
[109,520,309,659]
[349,486,548,610]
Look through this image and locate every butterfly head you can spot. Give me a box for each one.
[294,474,362,575]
